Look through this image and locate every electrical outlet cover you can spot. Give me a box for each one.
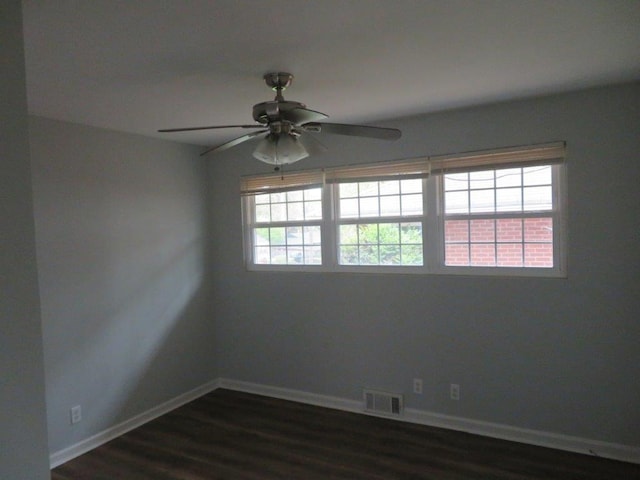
[70,405,82,424]
[413,378,423,394]
[450,383,460,401]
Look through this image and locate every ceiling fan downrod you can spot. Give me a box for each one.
[264,72,294,101]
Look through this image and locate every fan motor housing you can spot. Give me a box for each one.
[252,100,307,124]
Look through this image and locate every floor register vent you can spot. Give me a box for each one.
[363,389,403,416]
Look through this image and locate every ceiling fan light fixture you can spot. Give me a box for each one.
[159,71,401,161]
[252,133,309,166]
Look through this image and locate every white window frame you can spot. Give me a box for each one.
[241,142,567,277]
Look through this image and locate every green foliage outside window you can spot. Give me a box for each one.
[340,222,423,266]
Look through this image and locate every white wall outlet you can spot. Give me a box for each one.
[450,383,460,401]
[70,405,82,424]
[413,378,423,394]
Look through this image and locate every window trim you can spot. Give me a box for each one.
[241,142,567,277]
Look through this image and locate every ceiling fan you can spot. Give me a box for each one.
[159,72,401,168]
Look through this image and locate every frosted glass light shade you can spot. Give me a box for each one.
[253,134,309,166]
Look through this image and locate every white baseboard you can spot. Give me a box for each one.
[49,379,220,468]
[51,377,640,468]
[217,378,363,413]
[218,378,640,465]
[403,407,640,465]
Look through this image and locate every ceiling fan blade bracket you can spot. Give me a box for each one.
[301,122,322,133]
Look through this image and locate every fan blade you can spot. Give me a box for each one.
[159,124,264,133]
[297,132,328,156]
[281,107,328,125]
[200,130,268,157]
[302,122,401,140]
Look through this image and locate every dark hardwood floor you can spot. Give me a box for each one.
[52,389,640,479]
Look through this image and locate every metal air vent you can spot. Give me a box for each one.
[363,389,403,416]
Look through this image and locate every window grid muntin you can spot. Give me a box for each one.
[339,221,424,266]
[442,165,557,269]
[254,188,323,223]
[252,187,323,266]
[253,223,323,265]
[443,215,554,268]
[337,179,424,267]
[444,166,553,215]
[338,179,423,219]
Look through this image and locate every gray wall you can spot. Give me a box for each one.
[0,1,51,478]
[209,82,640,447]
[29,117,216,453]
[23,82,640,464]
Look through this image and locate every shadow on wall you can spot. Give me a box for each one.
[43,220,213,450]
[29,117,214,453]
[73,236,205,424]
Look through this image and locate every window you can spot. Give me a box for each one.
[253,188,323,265]
[443,166,555,268]
[241,142,566,276]
[242,170,325,267]
[337,179,424,266]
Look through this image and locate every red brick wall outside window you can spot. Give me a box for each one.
[445,217,553,267]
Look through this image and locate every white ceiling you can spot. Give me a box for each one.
[22,0,640,147]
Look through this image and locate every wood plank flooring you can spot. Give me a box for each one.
[52,389,640,479]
